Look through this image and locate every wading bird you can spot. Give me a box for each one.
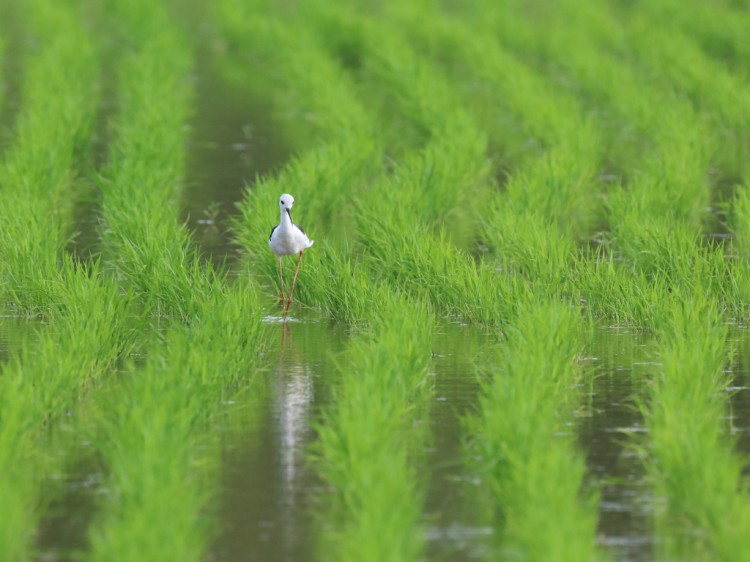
[269,193,314,316]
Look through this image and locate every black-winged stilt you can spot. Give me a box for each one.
[269,193,314,316]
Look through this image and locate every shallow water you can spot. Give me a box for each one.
[212,308,350,562]
[209,311,745,562]
[421,322,494,561]
[0,312,41,362]
[182,35,291,265]
[30,302,750,561]
[36,448,101,562]
[580,327,655,561]
[727,325,750,459]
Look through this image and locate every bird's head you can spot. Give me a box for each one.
[279,194,295,211]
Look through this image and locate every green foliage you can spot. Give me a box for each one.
[0,3,122,559]
[81,4,271,561]
[466,300,601,561]
[312,298,435,562]
[96,0,207,318]
[87,281,267,562]
[0,0,98,309]
[0,260,137,561]
[644,296,750,561]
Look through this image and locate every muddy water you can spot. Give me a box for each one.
[205,301,750,562]
[182,42,291,265]
[422,322,494,561]
[580,327,655,561]
[207,313,672,561]
[212,308,351,562]
[36,449,101,561]
[0,313,38,362]
[728,325,750,459]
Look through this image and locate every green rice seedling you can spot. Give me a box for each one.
[607,214,727,289]
[387,3,602,232]
[285,244,390,324]
[0,37,4,119]
[353,184,528,325]
[613,13,750,184]
[482,0,736,319]
[87,279,268,562]
[0,259,137,561]
[303,5,491,237]
[312,297,435,562]
[217,3,378,158]
[0,0,98,309]
[585,190,729,326]
[96,0,225,319]
[465,299,601,561]
[643,295,750,560]
[731,184,750,258]
[574,249,676,327]
[642,0,750,70]
[727,182,750,317]
[595,104,729,317]
[608,121,712,233]
[481,209,578,293]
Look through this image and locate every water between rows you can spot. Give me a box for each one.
[207,314,663,562]
[14,306,750,562]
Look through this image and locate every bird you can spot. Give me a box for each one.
[269,193,314,316]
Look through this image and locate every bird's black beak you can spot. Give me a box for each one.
[286,208,292,222]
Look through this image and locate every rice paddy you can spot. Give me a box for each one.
[1,0,749,560]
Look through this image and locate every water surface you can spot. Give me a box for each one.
[212,308,351,562]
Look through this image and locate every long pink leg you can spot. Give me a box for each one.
[285,250,304,313]
[278,257,286,305]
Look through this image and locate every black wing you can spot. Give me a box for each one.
[294,223,306,235]
[269,225,278,240]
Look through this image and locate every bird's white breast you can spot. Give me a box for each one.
[269,224,314,256]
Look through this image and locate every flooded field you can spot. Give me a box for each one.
[1,0,750,560]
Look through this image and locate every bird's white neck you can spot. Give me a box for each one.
[279,207,293,229]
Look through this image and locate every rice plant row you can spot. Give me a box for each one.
[0,2,131,559]
[80,3,269,560]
